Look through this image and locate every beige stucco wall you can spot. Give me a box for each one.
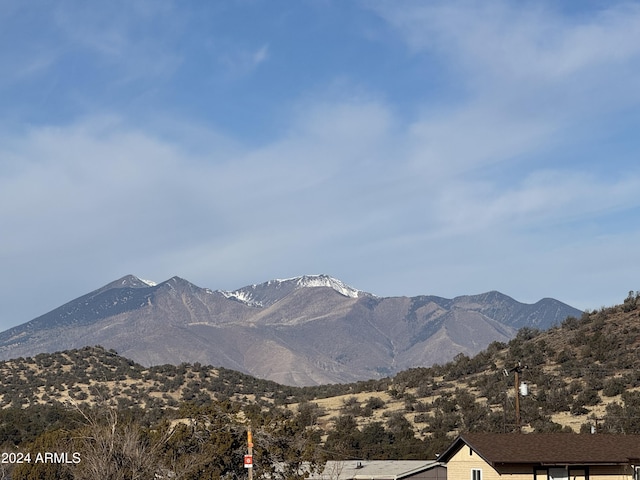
[589,465,634,480]
[446,446,533,480]
[446,446,634,480]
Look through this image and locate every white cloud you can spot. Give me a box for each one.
[253,44,269,65]
[49,1,183,83]
[405,102,557,179]
[362,0,640,234]
[0,96,396,259]
[216,43,271,78]
[430,170,640,237]
[372,0,640,121]
[372,1,640,79]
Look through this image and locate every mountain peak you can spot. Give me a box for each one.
[220,274,365,307]
[101,274,157,291]
[288,274,362,298]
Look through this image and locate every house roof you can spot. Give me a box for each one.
[311,460,444,480]
[438,433,640,466]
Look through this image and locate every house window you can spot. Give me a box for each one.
[472,469,482,480]
[549,468,568,480]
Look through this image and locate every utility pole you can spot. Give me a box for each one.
[514,367,521,431]
[504,362,527,433]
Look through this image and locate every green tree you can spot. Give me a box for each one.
[12,429,74,480]
[324,416,361,459]
[359,422,392,459]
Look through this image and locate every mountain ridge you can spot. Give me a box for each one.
[0,274,582,386]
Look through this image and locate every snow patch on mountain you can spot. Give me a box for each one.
[219,289,264,307]
[288,274,361,298]
[116,275,157,289]
[219,274,366,307]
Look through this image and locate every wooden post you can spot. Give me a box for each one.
[247,426,253,480]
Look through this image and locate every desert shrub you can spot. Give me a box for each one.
[365,396,385,410]
[602,378,626,397]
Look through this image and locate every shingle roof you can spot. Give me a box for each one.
[439,433,640,466]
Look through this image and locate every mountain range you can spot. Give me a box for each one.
[0,274,582,386]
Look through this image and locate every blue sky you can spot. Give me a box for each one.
[2,0,640,330]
